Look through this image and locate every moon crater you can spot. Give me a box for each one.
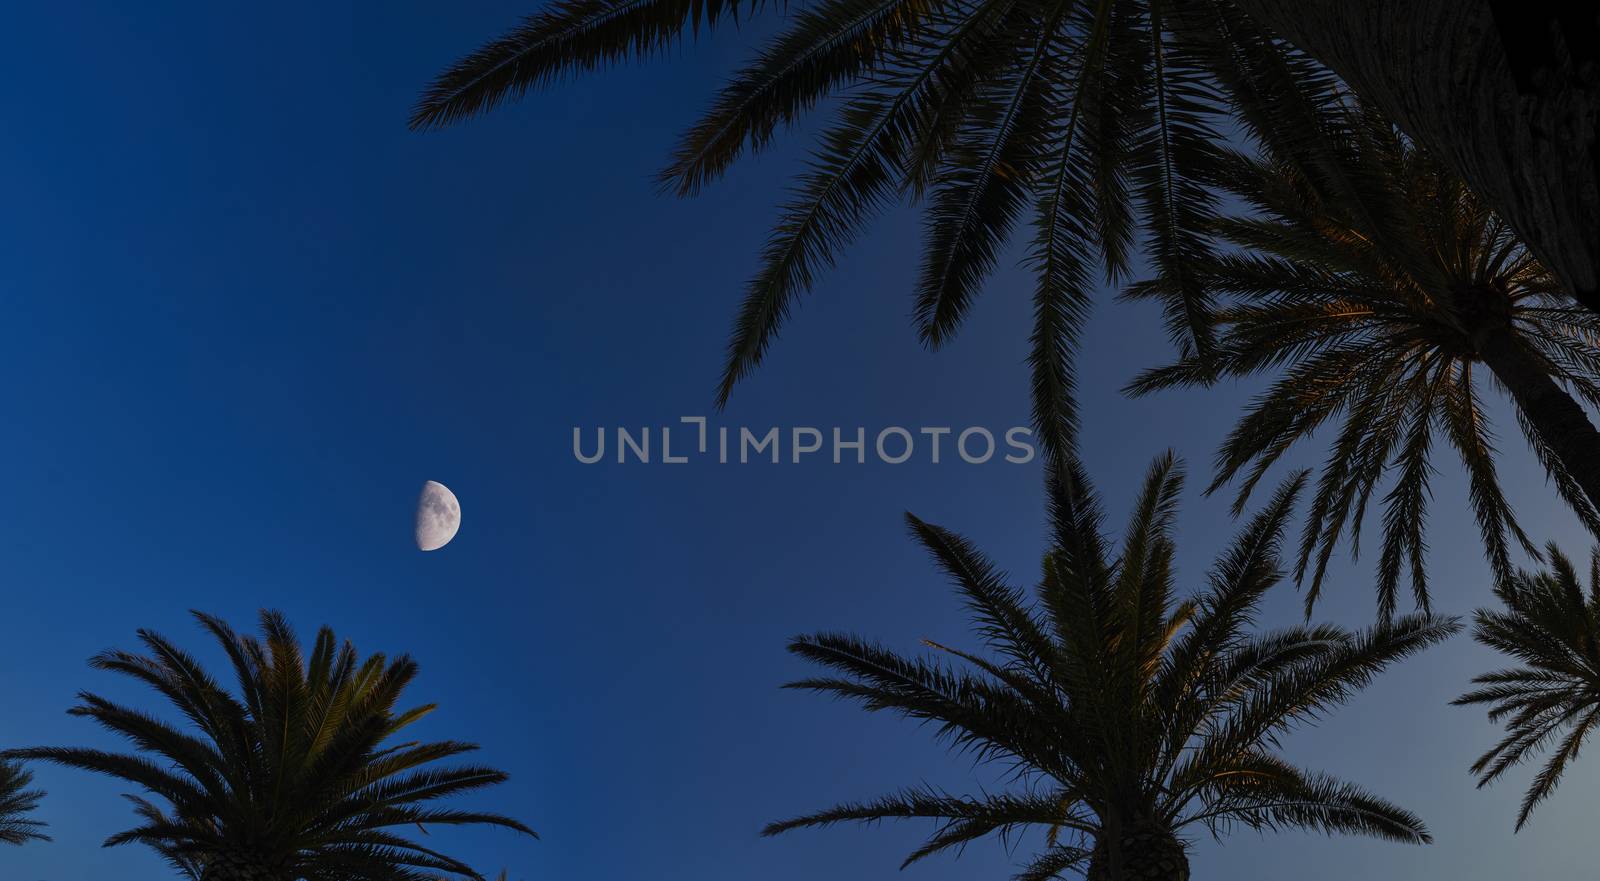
[415,480,461,551]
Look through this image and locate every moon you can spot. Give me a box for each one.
[415,480,461,551]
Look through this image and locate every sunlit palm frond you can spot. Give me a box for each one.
[3,611,533,877]
[1181,753,1429,843]
[1127,99,1600,615]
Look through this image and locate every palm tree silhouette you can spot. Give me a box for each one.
[0,761,48,846]
[1456,545,1600,831]
[5,611,534,881]
[766,454,1457,879]
[1127,100,1600,617]
[412,0,1346,458]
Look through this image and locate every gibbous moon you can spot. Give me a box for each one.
[415,480,461,551]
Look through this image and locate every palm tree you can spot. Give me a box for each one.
[1212,1,1600,324]
[0,760,48,846]
[411,3,1600,457]
[4,611,534,881]
[1126,101,1600,617]
[425,4,1600,351]
[1456,544,1600,831]
[766,454,1457,880]
[411,0,1348,457]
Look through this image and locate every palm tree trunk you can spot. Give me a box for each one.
[1219,0,1600,312]
[198,852,284,881]
[1086,817,1191,881]
[1476,325,1600,521]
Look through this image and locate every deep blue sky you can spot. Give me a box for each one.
[1,3,1595,879]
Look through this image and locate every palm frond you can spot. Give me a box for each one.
[415,0,1341,454]
[0,761,49,846]
[412,0,766,129]
[1458,547,1600,829]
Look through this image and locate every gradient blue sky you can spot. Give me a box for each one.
[1,3,1595,879]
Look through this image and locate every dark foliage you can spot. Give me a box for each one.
[766,455,1455,877]
[5,611,533,880]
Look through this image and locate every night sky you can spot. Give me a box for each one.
[1,2,1595,879]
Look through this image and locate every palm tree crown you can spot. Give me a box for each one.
[0,760,48,846]
[1127,102,1600,617]
[5,611,534,881]
[412,0,1341,457]
[1456,545,1600,831]
[767,455,1458,880]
